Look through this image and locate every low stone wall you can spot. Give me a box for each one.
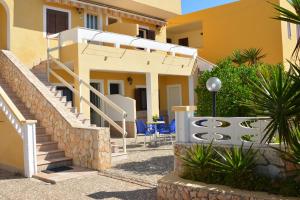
[157,174,297,200]
[0,50,111,170]
[174,143,297,178]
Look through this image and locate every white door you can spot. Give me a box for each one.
[90,80,104,127]
[167,85,182,121]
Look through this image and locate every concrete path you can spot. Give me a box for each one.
[0,170,156,200]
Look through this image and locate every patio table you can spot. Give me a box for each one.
[146,121,165,145]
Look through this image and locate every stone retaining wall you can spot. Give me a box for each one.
[157,174,297,200]
[174,143,298,178]
[0,50,111,170]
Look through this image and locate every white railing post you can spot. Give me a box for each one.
[22,121,37,178]
[46,37,50,82]
[79,79,83,112]
[122,113,127,153]
[173,106,196,143]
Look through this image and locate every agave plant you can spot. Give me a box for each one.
[212,144,258,185]
[242,48,266,65]
[231,49,246,65]
[271,0,300,58]
[179,142,215,179]
[278,124,300,164]
[244,65,300,146]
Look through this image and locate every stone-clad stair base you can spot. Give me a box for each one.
[0,76,73,172]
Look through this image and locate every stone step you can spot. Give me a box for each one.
[36,127,46,135]
[36,134,52,143]
[37,150,65,161]
[56,96,67,103]
[36,141,58,151]
[37,157,73,172]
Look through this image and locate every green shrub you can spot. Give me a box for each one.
[179,142,216,182]
[212,144,258,188]
[195,59,272,117]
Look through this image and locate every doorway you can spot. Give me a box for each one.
[90,80,104,127]
[167,85,182,121]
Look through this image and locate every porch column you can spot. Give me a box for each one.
[188,75,195,105]
[146,72,159,122]
[74,62,90,119]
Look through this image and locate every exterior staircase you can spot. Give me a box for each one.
[31,63,94,127]
[0,76,72,172]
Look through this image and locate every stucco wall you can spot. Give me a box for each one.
[168,0,289,64]
[0,111,24,173]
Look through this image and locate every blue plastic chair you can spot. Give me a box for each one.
[135,120,155,146]
[158,119,176,143]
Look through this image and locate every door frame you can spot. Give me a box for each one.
[90,79,105,125]
[167,84,182,121]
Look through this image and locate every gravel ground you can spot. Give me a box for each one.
[0,136,174,200]
[0,170,156,200]
[108,136,174,185]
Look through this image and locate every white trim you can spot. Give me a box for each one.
[139,25,149,30]
[167,84,182,121]
[107,80,125,95]
[43,5,72,37]
[84,11,103,31]
[51,83,74,87]
[105,15,121,26]
[0,0,10,50]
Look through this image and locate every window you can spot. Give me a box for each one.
[135,88,147,111]
[287,22,292,39]
[86,14,98,30]
[107,16,118,25]
[108,81,124,95]
[138,28,156,40]
[178,37,189,47]
[167,38,172,43]
[45,8,69,34]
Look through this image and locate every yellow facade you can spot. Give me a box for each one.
[0,0,179,67]
[168,0,296,64]
[0,110,24,172]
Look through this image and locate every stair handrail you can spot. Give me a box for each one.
[46,33,128,152]
[0,86,37,177]
[49,68,126,135]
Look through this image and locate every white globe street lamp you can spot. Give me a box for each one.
[206,77,222,117]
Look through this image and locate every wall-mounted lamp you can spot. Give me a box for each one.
[104,56,108,61]
[76,8,83,15]
[127,77,133,85]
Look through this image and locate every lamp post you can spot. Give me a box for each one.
[206,77,222,117]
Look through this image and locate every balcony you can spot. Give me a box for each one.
[53,27,198,76]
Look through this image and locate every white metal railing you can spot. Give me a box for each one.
[58,27,198,58]
[0,86,37,177]
[174,106,271,147]
[47,35,128,153]
[195,56,217,72]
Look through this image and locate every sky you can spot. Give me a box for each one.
[181,0,238,14]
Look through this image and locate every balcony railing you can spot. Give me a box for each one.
[57,27,198,58]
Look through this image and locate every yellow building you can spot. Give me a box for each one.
[0,0,214,177]
[167,0,296,65]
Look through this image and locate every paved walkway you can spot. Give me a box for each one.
[0,136,174,200]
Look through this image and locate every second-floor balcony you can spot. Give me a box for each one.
[48,27,198,76]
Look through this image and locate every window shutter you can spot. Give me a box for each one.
[56,11,69,33]
[46,9,57,34]
[147,30,156,40]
